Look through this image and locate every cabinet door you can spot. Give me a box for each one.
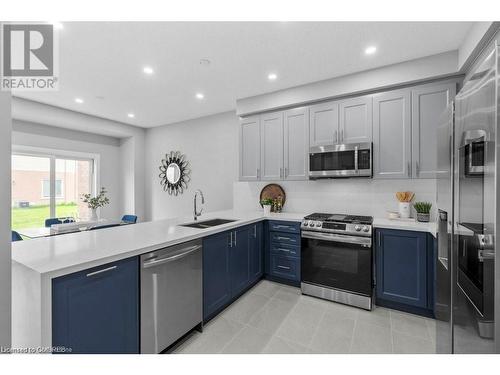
[373,89,412,179]
[260,111,284,180]
[203,231,231,321]
[376,229,428,308]
[284,107,309,180]
[230,226,251,298]
[412,83,456,178]
[309,101,339,146]
[339,95,373,143]
[249,222,263,283]
[52,257,139,354]
[239,115,261,181]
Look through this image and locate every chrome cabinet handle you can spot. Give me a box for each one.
[229,232,233,248]
[86,266,117,277]
[256,168,260,179]
[279,167,283,178]
[277,265,291,270]
[234,231,237,247]
[276,248,290,253]
[284,167,288,178]
[254,225,257,238]
[273,225,290,229]
[277,236,291,241]
[416,161,420,176]
[334,130,338,143]
[407,162,411,177]
[341,129,344,142]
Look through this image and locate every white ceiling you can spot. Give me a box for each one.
[15,22,473,128]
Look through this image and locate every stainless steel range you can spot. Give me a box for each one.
[300,213,373,310]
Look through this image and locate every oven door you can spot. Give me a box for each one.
[301,231,372,296]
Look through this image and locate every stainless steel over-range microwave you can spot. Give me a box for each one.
[309,142,372,179]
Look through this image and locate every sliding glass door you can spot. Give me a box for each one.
[12,152,95,230]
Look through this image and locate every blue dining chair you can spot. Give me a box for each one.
[12,231,23,242]
[121,215,137,224]
[45,217,75,227]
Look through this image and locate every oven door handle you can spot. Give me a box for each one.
[301,231,371,246]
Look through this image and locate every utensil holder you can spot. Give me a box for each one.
[398,202,411,218]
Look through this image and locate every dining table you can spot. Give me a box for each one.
[16,219,127,239]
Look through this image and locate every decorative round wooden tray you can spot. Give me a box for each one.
[259,184,286,210]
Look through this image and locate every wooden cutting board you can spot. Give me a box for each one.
[259,184,286,209]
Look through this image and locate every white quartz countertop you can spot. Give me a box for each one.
[373,217,437,236]
[11,210,305,277]
[12,209,437,277]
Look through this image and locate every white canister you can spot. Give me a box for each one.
[263,205,271,216]
[398,202,411,218]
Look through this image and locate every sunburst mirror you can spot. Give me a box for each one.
[159,151,191,195]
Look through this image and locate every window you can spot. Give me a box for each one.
[42,179,63,198]
[11,150,97,230]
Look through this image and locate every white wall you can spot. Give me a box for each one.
[12,120,123,220]
[0,91,12,349]
[145,111,238,221]
[234,179,437,220]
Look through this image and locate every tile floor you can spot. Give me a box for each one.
[172,280,436,354]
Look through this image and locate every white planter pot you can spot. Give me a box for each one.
[263,205,271,216]
[398,202,411,218]
[90,208,99,221]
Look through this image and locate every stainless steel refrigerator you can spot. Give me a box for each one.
[436,42,499,353]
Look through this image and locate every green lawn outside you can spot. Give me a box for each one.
[12,203,78,230]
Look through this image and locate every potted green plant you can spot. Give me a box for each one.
[82,187,110,221]
[413,202,432,222]
[260,198,274,216]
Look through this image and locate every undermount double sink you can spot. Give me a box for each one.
[180,218,237,229]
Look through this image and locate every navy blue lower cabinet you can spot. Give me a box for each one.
[229,226,251,298]
[249,222,264,283]
[265,220,301,286]
[52,257,139,354]
[203,231,231,321]
[375,228,434,316]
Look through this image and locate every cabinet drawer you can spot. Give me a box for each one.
[270,232,300,246]
[268,221,301,234]
[269,254,300,281]
[270,242,299,256]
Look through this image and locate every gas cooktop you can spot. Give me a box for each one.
[304,212,373,225]
[302,212,373,236]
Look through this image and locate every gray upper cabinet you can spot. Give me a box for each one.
[284,107,309,180]
[373,89,411,179]
[411,82,456,178]
[260,111,284,181]
[239,115,261,181]
[339,95,373,144]
[309,101,339,146]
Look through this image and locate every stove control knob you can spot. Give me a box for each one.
[362,226,369,232]
[315,222,322,227]
[308,220,314,227]
[302,221,308,226]
[354,225,362,231]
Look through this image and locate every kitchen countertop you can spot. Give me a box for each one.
[12,210,305,277]
[373,217,437,236]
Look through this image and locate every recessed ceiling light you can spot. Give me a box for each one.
[50,21,64,30]
[195,93,205,100]
[365,46,377,55]
[199,59,211,66]
[143,66,154,75]
[127,113,135,118]
[268,73,278,81]
[74,98,84,104]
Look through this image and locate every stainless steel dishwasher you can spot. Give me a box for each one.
[140,239,202,353]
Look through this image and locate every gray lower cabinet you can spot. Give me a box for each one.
[309,101,339,146]
[373,89,412,179]
[239,115,261,181]
[260,111,284,180]
[339,95,373,144]
[411,82,456,178]
[284,107,309,180]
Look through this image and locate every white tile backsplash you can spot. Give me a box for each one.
[233,179,437,220]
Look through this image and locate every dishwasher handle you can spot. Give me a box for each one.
[142,245,202,269]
